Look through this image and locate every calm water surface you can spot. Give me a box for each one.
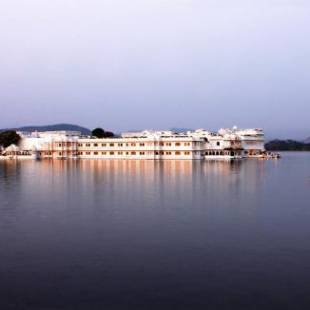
[1,153,310,309]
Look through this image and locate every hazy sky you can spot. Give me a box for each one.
[1,0,309,137]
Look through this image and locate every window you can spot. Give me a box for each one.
[185,152,190,155]
[110,151,114,155]
[86,143,91,147]
[160,142,164,146]
[118,151,123,155]
[139,143,145,147]
[175,151,181,155]
[102,152,106,155]
[166,143,172,146]
[175,142,181,146]
[131,143,136,146]
[94,143,98,147]
[131,151,136,155]
[110,143,114,147]
[140,152,145,155]
[155,151,159,155]
[94,152,98,155]
[166,151,172,155]
[102,143,106,147]
[216,142,220,146]
[118,143,123,147]
[184,142,191,146]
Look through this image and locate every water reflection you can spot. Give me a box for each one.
[0,159,267,210]
[0,159,261,205]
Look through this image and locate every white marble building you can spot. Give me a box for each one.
[1,128,265,160]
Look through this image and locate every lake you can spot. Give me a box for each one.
[1,153,310,309]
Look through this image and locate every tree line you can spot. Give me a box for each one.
[265,140,310,151]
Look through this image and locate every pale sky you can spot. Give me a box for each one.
[1,0,309,138]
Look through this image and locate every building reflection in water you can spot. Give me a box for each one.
[0,159,269,220]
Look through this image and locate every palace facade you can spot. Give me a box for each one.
[1,128,266,160]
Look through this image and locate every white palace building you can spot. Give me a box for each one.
[1,127,266,160]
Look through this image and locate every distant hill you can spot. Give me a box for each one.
[0,124,91,135]
[265,139,310,151]
[170,127,193,133]
[304,137,310,144]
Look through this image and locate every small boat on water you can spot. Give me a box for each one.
[260,152,281,160]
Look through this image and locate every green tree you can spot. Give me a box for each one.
[92,128,114,138]
[0,131,21,148]
[104,131,114,138]
[92,128,105,138]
